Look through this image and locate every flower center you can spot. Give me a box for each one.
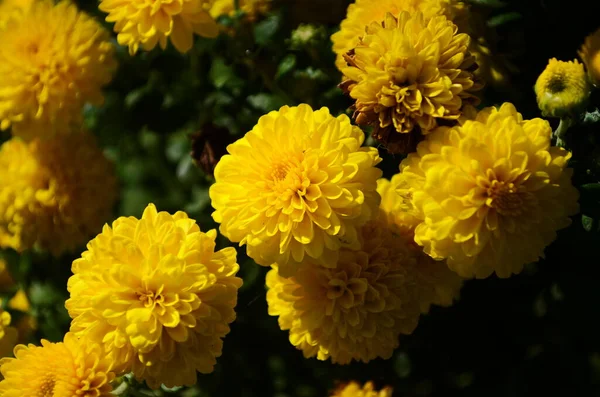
[547,74,566,93]
[26,42,39,55]
[39,373,56,397]
[486,181,525,216]
[271,163,290,181]
[137,289,164,308]
[326,276,367,310]
[267,155,308,194]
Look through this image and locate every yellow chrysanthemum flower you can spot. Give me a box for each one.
[535,58,590,118]
[210,104,382,277]
[378,176,462,313]
[340,12,480,154]
[331,0,468,73]
[0,307,17,358]
[579,28,600,87]
[209,0,270,21]
[100,0,219,55]
[0,0,117,137]
[0,132,117,256]
[397,103,580,279]
[0,333,115,396]
[266,215,420,364]
[66,203,243,389]
[0,0,33,28]
[330,381,393,397]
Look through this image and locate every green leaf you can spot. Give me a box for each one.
[276,54,297,79]
[209,58,244,91]
[247,93,286,112]
[468,0,507,7]
[487,12,522,27]
[254,15,280,46]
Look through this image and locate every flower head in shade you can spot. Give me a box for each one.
[330,381,393,397]
[579,28,600,86]
[99,0,219,55]
[331,0,468,73]
[378,176,462,313]
[535,58,590,118]
[0,1,117,137]
[210,104,382,277]
[397,103,579,278]
[340,12,480,154]
[66,204,242,389]
[209,0,271,21]
[266,216,420,364]
[0,333,115,396]
[0,131,117,256]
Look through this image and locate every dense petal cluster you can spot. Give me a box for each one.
[66,204,243,389]
[100,0,219,55]
[579,28,600,86]
[341,12,480,154]
[330,381,393,397]
[266,217,420,364]
[378,177,462,313]
[397,103,579,278]
[0,1,117,137]
[0,333,115,396]
[0,0,33,29]
[0,132,117,256]
[210,104,382,277]
[331,0,468,73]
[209,0,271,21]
[535,58,590,118]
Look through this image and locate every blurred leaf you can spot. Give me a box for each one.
[468,0,507,7]
[276,54,297,79]
[487,12,522,27]
[209,58,244,91]
[247,93,286,112]
[254,14,281,46]
[394,352,412,378]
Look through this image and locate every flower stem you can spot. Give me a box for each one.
[554,117,572,148]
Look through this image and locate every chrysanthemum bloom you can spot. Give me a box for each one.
[0,131,117,256]
[378,177,462,313]
[209,0,271,21]
[0,1,117,137]
[579,28,600,87]
[0,333,115,396]
[397,103,580,278]
[66,204,243,389]
[330,381,393,397]
[535,58,590,118]
[210,104,382,277]
[331,0,468,73]
[0,0,33,28]
[340,12,480,154]
[100,0,218,55]
[0,307,17,358]
[266,215,420,364]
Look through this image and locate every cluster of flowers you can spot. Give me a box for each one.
[0,0,585,395]
[0,0,251,394]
